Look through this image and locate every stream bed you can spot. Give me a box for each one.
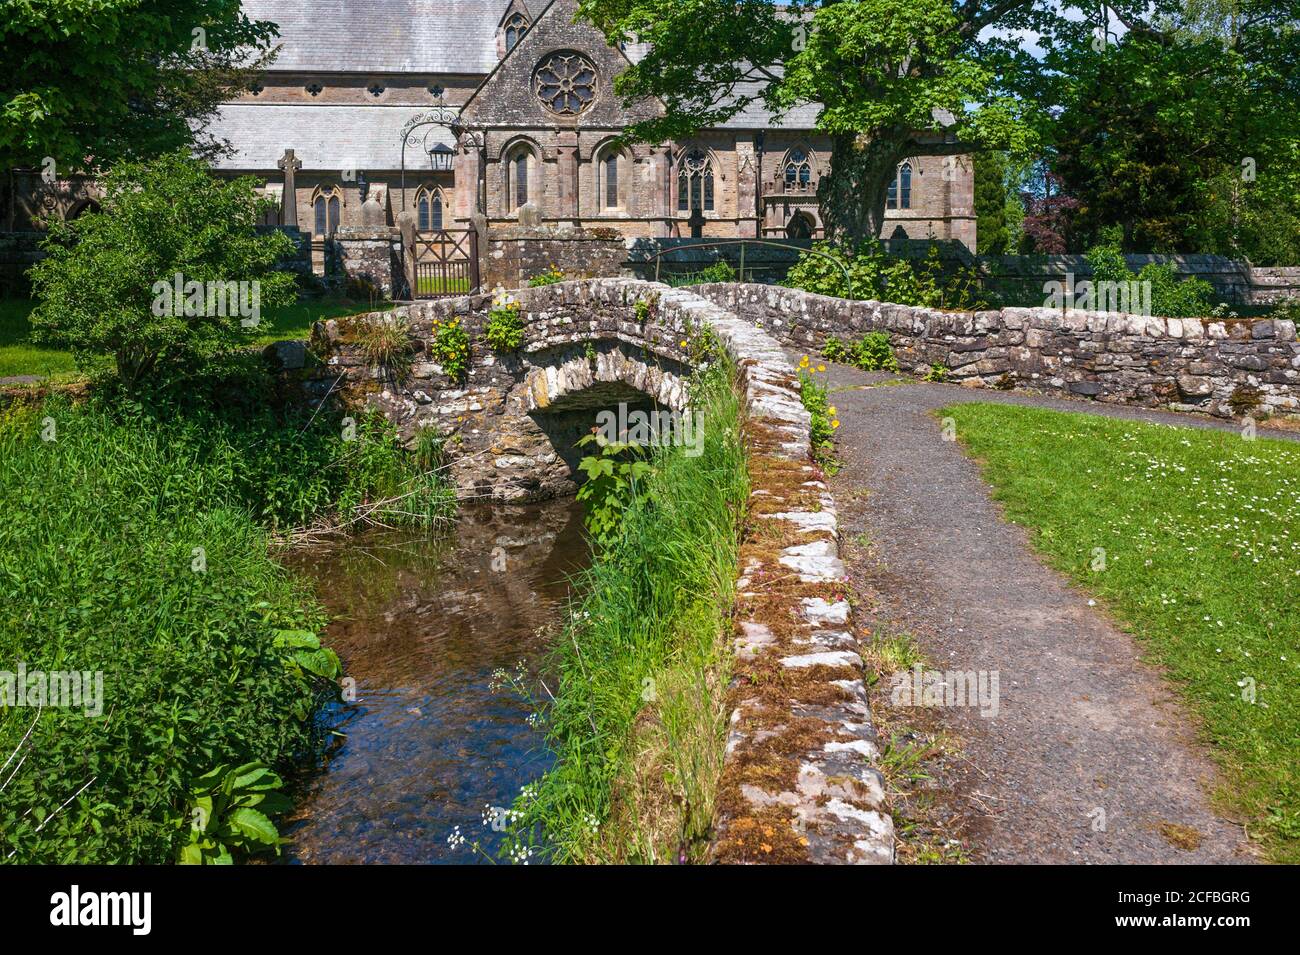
[278,499,589,864]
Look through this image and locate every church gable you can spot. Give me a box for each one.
[460,0,661,129]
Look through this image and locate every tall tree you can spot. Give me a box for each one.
[1041,0,1300,257]
[974,150,1014,254]
[0,0,280,174]
[577,0,1194,242]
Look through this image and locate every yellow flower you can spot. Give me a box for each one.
[817,364,826,372]
[832,420,840,429]
[799,356,809,368]
[829,406,837,416]
[680,340,688,347]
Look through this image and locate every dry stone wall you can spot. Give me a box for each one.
[691,282,1300,418]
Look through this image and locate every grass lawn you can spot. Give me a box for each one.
[0,298,77,378]
[415,274,472,295]
[0,295,390,381]
[944,402,1300,862]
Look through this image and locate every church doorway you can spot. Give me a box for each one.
[785,212,814,240]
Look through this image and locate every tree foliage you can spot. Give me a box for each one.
[1042,2,1300,259]
[0,0,280,172]
[28,151,296,386]
[581,0,1299,256]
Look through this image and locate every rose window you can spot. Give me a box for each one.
[535,52,597,115]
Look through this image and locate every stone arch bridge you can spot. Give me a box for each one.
[307,279,774,501]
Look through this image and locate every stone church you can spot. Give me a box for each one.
[9,0,976,267]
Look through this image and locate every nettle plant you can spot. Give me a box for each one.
[429,316,471,382]
[575,432,654,549]
[485,286,525,353]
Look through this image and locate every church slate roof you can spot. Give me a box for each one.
[206,104,458,171]
[212,0,821,169]
[242,0,504,74]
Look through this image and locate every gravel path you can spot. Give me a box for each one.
[809,360,1263,864]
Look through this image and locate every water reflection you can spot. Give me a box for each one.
[278,500,589,864]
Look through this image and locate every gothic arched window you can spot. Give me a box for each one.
[886,161,913,210]
[504,13,529,52]
[604,155,618,208]
[677,148,714,213]
[783,148,812,191]
[312,185,342,236]
[416,187,444,231]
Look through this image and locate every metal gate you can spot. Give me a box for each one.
[409,228,479,299]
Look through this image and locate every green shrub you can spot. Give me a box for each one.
[690,260,737,284]
[785,240,995,309]
[1271,297,1300,324]
[485,289,525,353]
[822,331,899,372]
[1085,239,1216,318]
[27,151,296,388]
[429,317,471,382]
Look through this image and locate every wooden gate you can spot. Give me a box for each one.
[409,228,479,299]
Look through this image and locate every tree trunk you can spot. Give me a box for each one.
[818,131,907,245]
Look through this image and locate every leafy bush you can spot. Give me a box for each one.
[28,151,296,388]
[689,260,737,284]
[1085,239,1216,318]
[429,317,471,382]
[1272,297,1300,324]
[485,288,525,353]
[822,331,899,372]
[785,240,995,309]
